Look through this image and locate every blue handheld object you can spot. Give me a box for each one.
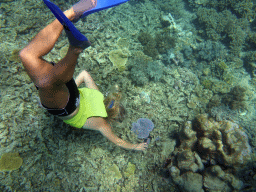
[43,0,90,49]
[108,100,115,109]
[81,0,130,17]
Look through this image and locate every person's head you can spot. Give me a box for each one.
[104,84,126,122]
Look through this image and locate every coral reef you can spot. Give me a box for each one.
[131,118,154,139]
[182,45,193,59]
[59,45,69,58]
[146,61,163,81]
[124,162,136,177]
[209,80,231,94]
[222,85,247,110]
[209,105,239,121]
[128,52,164,85]
[117,38,130,49]
[168,114,252,192]
[137,30,176,58]
[140,91,151,104]
[129,66,149,85]
[138,32,152,46]
[152,0,186,17]
[189,0,256,21]
[206,85,248,119]
[1,0,256,191]
[155,31,176,54]
[137,31,158,59]
[195,6,250,56]
[108,164,122,180]
[197,40,227,61]
[109,49,130,72]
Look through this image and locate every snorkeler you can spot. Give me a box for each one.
[19,0,148,151]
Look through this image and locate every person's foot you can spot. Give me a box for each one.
[63,0,97,22]
[61,2,93,49]
[63,9,76,21]
[73,0,97,21]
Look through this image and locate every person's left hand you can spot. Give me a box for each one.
[134,142,148,151]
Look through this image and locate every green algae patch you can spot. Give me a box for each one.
[108,164,122,180]
[109,49,130,72]
[0,152,23,171]
[124,162,136,177]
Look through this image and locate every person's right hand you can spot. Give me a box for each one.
[134,142,148,151]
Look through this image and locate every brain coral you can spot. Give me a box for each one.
[195,114,252,166]
[167,114,252,192]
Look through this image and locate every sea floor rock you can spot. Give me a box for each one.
[182,172,204,192]
[168,114,250,192]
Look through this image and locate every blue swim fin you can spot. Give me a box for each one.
[43,0,91,49]
[43,0,129,49]
[80,0,129,18]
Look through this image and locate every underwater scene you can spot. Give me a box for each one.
[1,0,256,191]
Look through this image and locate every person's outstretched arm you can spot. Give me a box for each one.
[98,121,148,151]
[83,117,148,151]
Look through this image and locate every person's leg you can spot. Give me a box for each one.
[19,8,79,87]
[19,0,96,109]
[20,0,97,59]
[23,9,76,58]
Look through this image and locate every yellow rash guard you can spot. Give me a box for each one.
[63,87,107,128]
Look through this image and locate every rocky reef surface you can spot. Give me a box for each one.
[1,0,256,191]
[168,114,253,192]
